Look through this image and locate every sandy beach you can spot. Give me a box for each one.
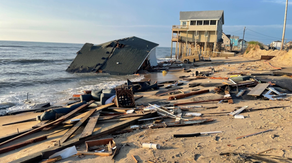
[1,56,292,163]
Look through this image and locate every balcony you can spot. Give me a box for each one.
[172,24,218,31]
[172,25,189,31]
[171,35,181,42]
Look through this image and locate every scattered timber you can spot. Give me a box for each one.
[11,113,154,163]
[0,101,94,147]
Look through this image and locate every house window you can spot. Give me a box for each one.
[204,20,210,25]
[190,20,196,25]
[182,21,187,26]
[210,20,216,25]
[197,21,202,25]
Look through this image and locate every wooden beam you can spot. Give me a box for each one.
[174,97,232,106]
[168,89,209,100]
[59,109,96,144]
[79,114,100,139]
[0,135,47,154]
[2,118,36,126]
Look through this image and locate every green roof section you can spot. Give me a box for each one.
[66,36,158,75]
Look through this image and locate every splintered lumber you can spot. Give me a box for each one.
[228,106,248,116]
[174,97,232,106]
[79,114,100,139]
[0,135,47,154]
[247,83,270,96]
[0,101,93,148]
[59,109,96,144]
[236,129,273,139]
[168,89,209,100]
[11,113,154,163]
[2,118,36,126]
[77,151,112,156]
[44,102,113,131]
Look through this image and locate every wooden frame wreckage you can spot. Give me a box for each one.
[66,36,159,75]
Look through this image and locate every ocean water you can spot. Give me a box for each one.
[0,41,171,115]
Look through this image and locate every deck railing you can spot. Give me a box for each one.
[172,25,189,29]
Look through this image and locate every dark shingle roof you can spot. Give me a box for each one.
[180,10,224,24]
[66,36,158,75]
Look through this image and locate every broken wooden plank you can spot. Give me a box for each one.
[247,83,270,96]
[2,118,36,126]
[174,97,232,106]
[236,129,273,139]
[59,109,96,144]
[228,106,248,116]
[0,135,47,154]
[43,101,107,131]
[77,151,112,156]
[79,114,100,139]
[0,128,33,143]
[168,89,209,100]
[0,101,93,147]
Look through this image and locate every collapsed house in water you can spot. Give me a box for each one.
[66,36,159,75]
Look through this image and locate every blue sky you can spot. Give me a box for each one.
[0,0,291,46]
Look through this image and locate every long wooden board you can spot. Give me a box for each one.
[0,136,47,154]
[59,109,96,144]
[79,114,99,139]
[247,83,269,96]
